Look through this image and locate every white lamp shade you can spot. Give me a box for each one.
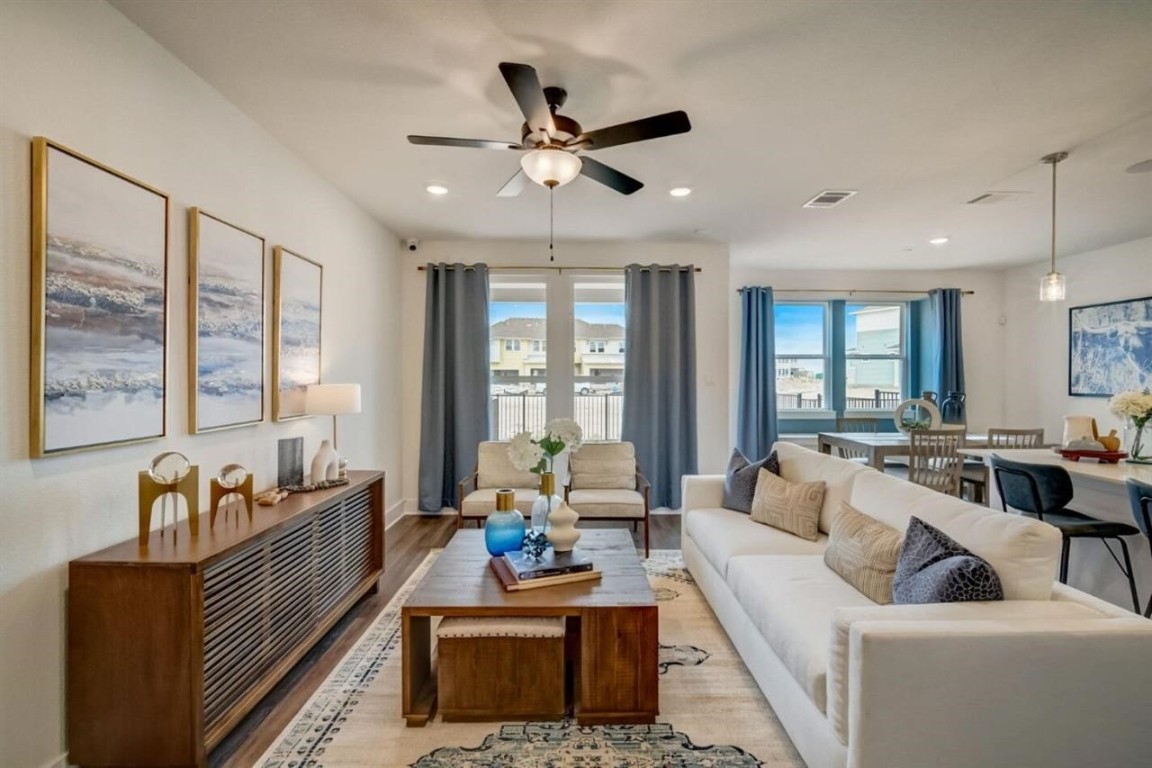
[1039,271,1066,302]
[305,383,361,415]
[520,148,582,188]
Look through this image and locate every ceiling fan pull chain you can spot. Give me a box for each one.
[549,185,555,261]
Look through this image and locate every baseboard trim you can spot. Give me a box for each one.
[37,753,68,768]
[384,498,408,529]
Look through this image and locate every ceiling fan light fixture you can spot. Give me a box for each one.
[520,147,582,188]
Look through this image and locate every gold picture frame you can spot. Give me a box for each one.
[272,246,323,421]
[188,208,266,433]
[30,137,169,457]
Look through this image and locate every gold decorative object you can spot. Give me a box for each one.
[209,463,253,528]
[139,452,198,546]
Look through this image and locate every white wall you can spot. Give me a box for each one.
[399,240,730,509]
[0,3,402,765]
[728,266,1008,435]
[1002,236,1152,441]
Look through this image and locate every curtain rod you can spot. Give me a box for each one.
[418,265,702,273]
[736,288,974,295]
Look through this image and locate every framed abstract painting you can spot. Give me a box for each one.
[1069,295,1152,396]
[189,208,266,432]
[30,137,169,457]
[272,246,322,420]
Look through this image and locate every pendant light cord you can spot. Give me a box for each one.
[1050,158,1057,272]
[549,185,555,262]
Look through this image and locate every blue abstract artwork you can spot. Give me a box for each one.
[1069,296,1152,397]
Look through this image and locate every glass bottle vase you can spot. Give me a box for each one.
[531,472,563,536]
[940,391,966,426]
[484,489,525,556]
[1126,419,1152,464]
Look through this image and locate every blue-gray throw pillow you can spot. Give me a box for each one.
[722,449,780,514]
[893,517,1004,604]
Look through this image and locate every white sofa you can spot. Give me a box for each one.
[681,442,1152,768]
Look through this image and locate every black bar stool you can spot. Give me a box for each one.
[1125,477,1152,617]
[990,455,1140,612]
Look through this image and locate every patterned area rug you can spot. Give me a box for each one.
[257,550,802,767]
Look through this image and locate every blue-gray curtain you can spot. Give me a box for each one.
[930,288,965,394]
[737,287,777,458]
[418,263,490,511]
[622,264,697,509]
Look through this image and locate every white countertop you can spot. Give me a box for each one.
[960,448,1152,487]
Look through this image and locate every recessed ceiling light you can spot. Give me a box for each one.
[426,184,448,195]
[928,236,950,245]
[669,187,692,197]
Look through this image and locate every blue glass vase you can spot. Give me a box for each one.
[484,489,525,556]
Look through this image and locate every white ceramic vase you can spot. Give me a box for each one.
[545,500,581,552]
[310,439,339,484]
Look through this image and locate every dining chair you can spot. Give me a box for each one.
[834,417,879,462]
[1125,478,1152,617]
[961,428,1045,504]
[908,429,964,496]
[991,455,1140,612]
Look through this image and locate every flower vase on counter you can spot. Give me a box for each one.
[484,489,525,556]
[1110,390,1152,465]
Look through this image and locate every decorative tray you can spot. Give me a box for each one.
[1057,449,1128,464]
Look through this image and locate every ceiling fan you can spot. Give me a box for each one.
[408,62,691,196]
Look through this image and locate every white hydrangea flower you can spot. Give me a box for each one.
[507,431,545,472]
[1110,390,1152,423]
[545,417,584,453]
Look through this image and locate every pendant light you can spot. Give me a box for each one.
[1039,151,1069,302]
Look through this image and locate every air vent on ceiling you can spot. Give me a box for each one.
[965,191,1027,205]
[803,190,857,208]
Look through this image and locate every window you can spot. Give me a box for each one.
[774,303,828,410]
[845,303,904,411]
[488,274,625,440]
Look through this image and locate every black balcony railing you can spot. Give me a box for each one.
[490,393,624,441]
[776,389,900,411]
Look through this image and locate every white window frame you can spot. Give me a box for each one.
[775,301,832,419]
[844,302,906,415]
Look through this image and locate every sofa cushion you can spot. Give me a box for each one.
[894,517,1004,604]
[477,441,541,489]
[825,600,1108,746]
[460,487,536,519]
[684,507,827,578]
[772,441,874,533]
[750,469,825,541]
[569,442,636,490]
[823,501,903,604]
[565,488,644,518]
[727,555,876,713]
[848,470,1062,600]
[722,448,780,513]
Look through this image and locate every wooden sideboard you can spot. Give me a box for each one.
[67,470,385,767]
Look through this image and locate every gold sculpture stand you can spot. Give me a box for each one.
[210,475,255,528]
[138,466,199,546]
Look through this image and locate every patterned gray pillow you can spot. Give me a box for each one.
[722,449,780,514]
[893,517,1004,604]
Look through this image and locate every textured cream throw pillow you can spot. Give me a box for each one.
[749,469,825,541]
[823,501,904,604]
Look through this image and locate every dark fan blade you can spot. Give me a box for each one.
[579,156,644,195]
[579,110,691,151]
[407,135,521,150]
[496,168,528,198]
[498,62,557,136]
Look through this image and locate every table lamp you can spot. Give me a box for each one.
[305,383,361,484]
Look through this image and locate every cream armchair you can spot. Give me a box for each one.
[564,441,651,556]
[457,441,539,528]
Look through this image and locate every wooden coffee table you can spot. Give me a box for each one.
[402,528,658,726]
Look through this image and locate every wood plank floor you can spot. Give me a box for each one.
[211,513,682,767]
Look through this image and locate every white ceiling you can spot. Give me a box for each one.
[111,0,1152,270]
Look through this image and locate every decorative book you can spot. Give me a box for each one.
[490,557,602,592]
[503,549,594,580]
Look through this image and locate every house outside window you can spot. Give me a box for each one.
[845,303,904,411]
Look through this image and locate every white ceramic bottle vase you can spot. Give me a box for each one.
[310,439,339,484]
[545,500,581,552]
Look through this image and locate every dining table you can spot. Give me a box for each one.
[816,430,988,470]
[961,448,1152,612]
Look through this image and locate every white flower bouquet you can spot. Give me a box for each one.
[1110,389,1152,461]
[507,418,584,474]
